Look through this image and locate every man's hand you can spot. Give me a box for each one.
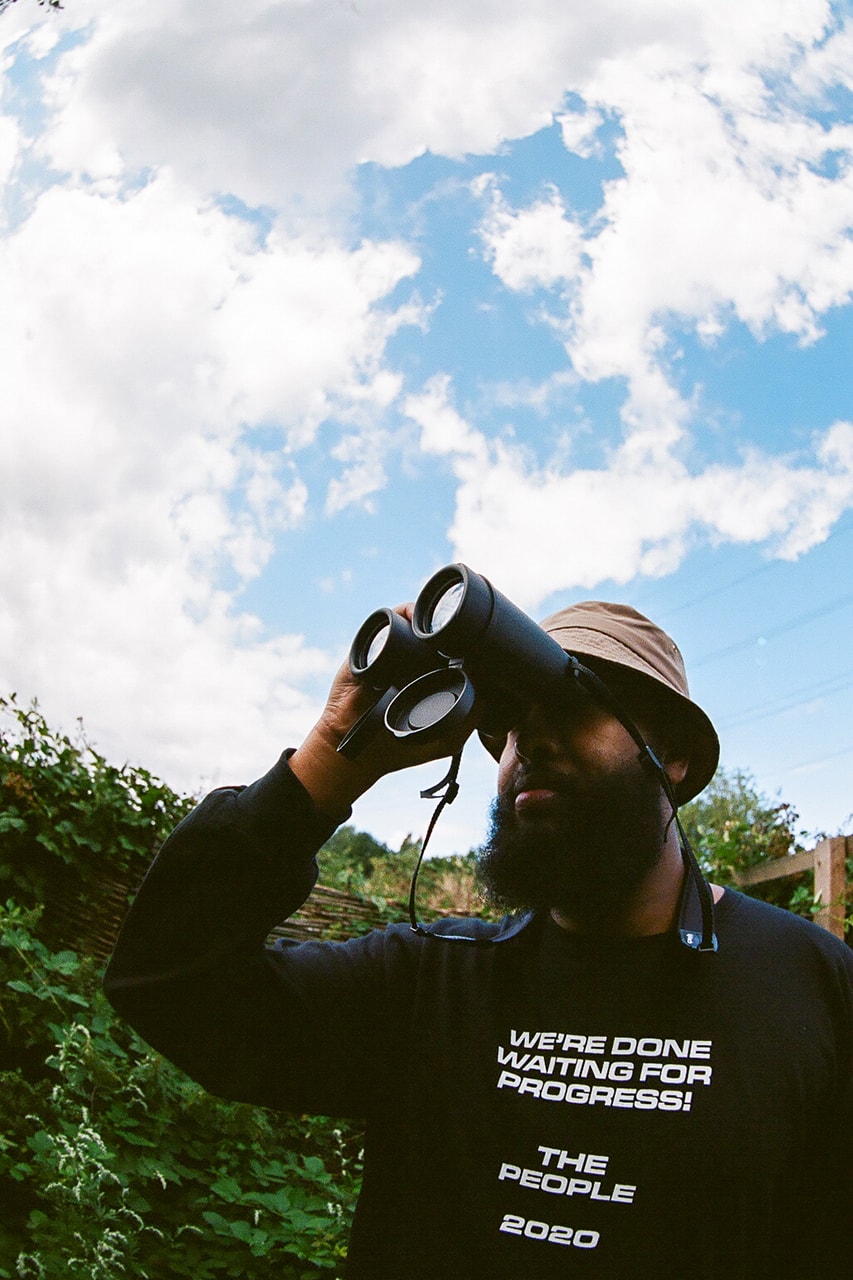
[289,604,476,816]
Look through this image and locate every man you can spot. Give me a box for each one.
[105,597,852,1278]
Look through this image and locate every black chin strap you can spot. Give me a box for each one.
[564,656,718,953]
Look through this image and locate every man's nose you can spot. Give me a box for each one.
[509,706,563,764]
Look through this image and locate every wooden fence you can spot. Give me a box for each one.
[269,883,403,943]
[77,837,851,963]
[734,835,851,940]
[269,883,480,945]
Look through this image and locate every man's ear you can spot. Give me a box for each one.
[663,755,689,788]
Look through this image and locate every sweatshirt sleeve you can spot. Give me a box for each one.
[103,751,397,1117]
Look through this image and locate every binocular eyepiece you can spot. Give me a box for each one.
[338,563,573,758]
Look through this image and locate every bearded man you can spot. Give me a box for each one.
[105,596,852,1279]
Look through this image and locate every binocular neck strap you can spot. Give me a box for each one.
[566,656,717,953]
[407,754,463,934]
[406,661,717,953]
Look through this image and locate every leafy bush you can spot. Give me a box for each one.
[319,825,489,920]
[0,698,361,1279]
[0,695,195,961]
[680,768,804,882]
[0,902,361,1280]
[680,767,852,931]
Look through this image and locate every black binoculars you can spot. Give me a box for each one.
[337,563,719,954]
[337,563,574,759]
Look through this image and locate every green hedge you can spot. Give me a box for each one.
[0,901,361,1279]
[0,698,361,1278]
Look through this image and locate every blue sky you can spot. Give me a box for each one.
[1,0,852,856]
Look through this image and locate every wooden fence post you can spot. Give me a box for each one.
[734,835,850,942]
[812,836,849,939]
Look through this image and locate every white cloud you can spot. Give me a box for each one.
[0,113,19,192]
[209,231,420,439]
[19,0,832,209]
[403,375,489,463]
[325,430,389,515]
[556,107,606,159]
[17,2,850,445]
[476,10,853,433]
[791,14,853,96]
[479,185,585,291]
[404,382,853,609]
[0,168,420,789]
[2,0,852,838]
[32,0,577,206]
[488,76,853,381]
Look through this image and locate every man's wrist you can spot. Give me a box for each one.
[289,724,381,818]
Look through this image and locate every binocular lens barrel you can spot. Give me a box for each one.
[350,610,393,677]
[349,608,436,690]
[385,667,475,740]
[423,580,465,634]
[412,564,494,653]
[344,562,572,754]
[364,621,390,668]
[413,565,568,695]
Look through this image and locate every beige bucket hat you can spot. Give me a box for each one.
[485,600,719,805]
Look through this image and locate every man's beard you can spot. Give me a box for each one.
[477,759,671,930]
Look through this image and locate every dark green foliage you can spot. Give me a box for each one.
[318,826,392,893]
[318,825,492,921]
[681,768,803,881]
[680,767,827,920]
[0,697,360,1278]
[0,903,361,1279]
[0,695,195,960]
[0,1,63,16]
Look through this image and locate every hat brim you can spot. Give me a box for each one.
[478,650,719,806]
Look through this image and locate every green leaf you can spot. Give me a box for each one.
[200,1210,229,1230]
[44,950,80,974]
[210,1175,243,1202]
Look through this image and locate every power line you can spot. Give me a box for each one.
[693,590,853,668]
[781,741,853,778]
[718,670,853,732]
[658,519,853,621]
[663,559,782,618]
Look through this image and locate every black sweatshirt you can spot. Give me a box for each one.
[105,753,853,1278]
